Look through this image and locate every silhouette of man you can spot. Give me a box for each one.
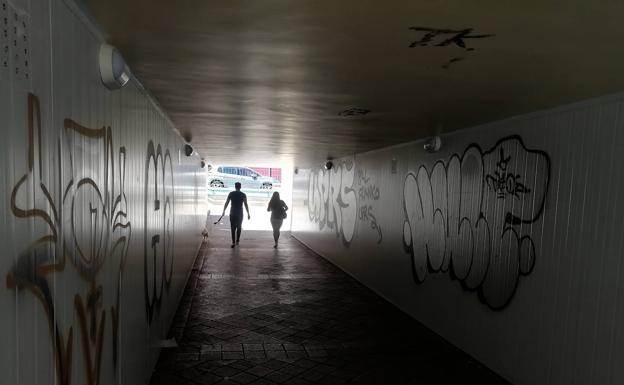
[223,182,250,248]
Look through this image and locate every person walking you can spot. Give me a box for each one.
[222,182,250,248]
[267,192,288,248]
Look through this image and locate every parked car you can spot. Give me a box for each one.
[207,165,281,189]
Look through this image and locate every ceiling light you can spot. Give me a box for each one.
[423,136,442,152]
[99,43,130,90]
[184,144,194,156]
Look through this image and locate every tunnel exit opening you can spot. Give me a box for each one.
[205,162,293,232]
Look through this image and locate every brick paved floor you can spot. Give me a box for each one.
[149,230,509,385]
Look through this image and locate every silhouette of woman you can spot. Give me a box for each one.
[267,192,288,248]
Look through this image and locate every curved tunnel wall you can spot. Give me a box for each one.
[292,93,624,384]
[0,0,206,384]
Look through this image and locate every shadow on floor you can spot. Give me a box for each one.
[150,230,510,385]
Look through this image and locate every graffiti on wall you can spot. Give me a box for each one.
[307,159,358,245]
[402,136,550,309]
[6,93,134,385]
[356,169,383,244]
[144,141,175,325]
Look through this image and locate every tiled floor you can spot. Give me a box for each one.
[150,230,509,385]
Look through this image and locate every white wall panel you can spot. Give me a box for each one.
[292,92,624,385]
[0,0,207,384]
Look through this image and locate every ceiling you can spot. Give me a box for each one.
[85,0,624,167]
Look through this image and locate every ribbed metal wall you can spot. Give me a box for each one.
[0,0,206,384]
[292,93,624,384]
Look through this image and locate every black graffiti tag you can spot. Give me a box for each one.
[402,136,550,309]
[486,147,531,200]
[357,169,383,244]
[408,26,494,69]
[409,27,494,50]
[358,205,382,243]
[307,159,358,245]
[144,141,175,325]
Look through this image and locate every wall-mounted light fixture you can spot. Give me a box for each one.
[423,136,442,153]
[200,160,206,168]
[99,43,130,90]
[184,144,194,157]
[324,159,333,170]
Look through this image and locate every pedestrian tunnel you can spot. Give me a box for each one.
[2,0,624,384]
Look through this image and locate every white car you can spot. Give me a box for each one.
[207,165,281,189]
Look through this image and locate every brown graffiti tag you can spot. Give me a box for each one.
[7,93,131,385]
